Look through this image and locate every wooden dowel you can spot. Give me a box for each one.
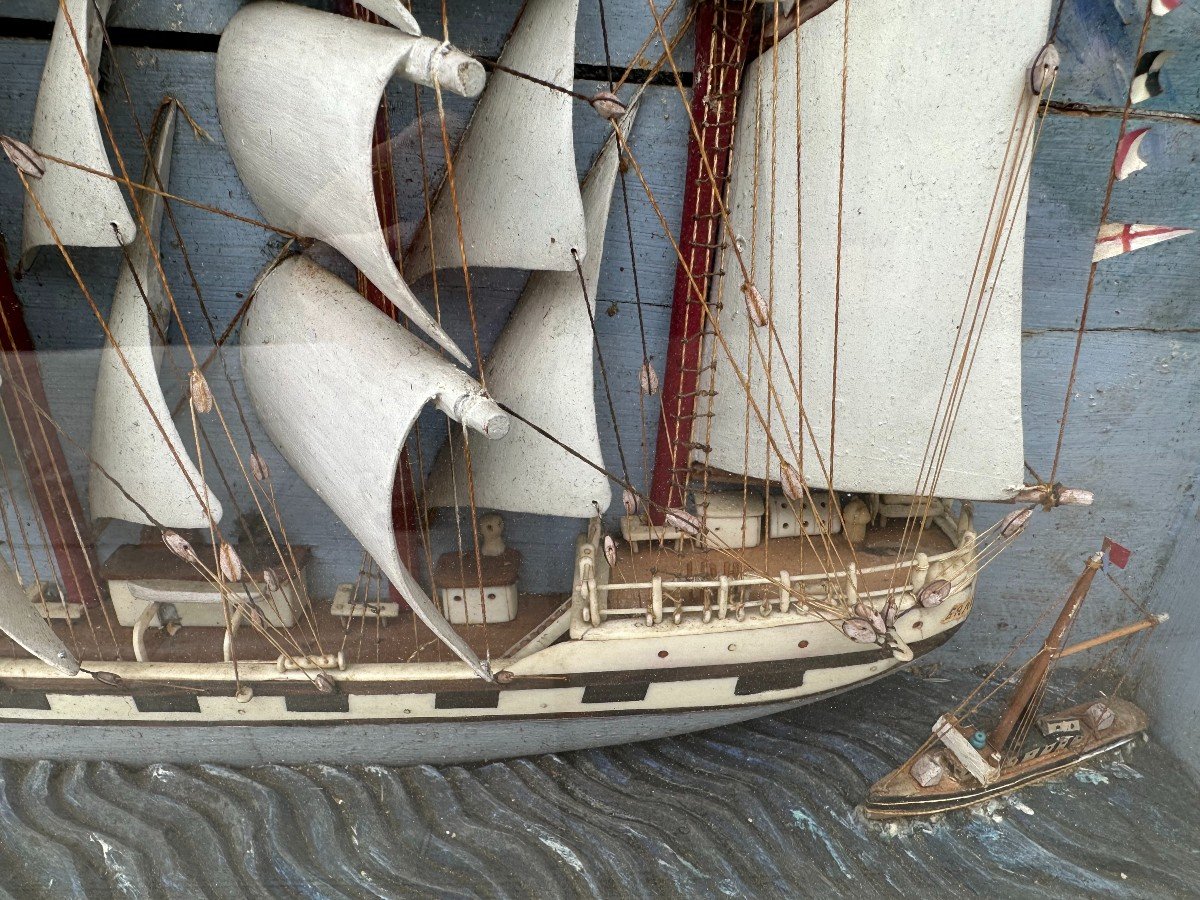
[1059,614,1167,659]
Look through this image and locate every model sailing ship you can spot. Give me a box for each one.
[0,0,1182,764]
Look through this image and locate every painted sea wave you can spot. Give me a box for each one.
[0,672,1194,898]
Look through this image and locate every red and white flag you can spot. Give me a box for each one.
[1152,0,1183,15]
[1093,223,1194,262]
[1103,538,1132,569]
[1114,127,1152,181]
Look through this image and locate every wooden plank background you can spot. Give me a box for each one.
[2,0,1199,764]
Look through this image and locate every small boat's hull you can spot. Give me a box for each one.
[864,698,1148,819]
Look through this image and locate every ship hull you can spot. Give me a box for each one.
[0,514,976,764]
[0,697,813,766]
[0,622,962,764]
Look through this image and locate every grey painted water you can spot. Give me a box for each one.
[0,670,1194,898]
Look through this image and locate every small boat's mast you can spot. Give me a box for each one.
[986,551,1104,763]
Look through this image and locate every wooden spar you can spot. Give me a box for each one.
[337,0,418,609]
[1059,613,1167,660]
[648,0,755,523]
[0,237,102,607]
[987,551,1104,761]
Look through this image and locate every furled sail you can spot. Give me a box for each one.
[21,0,135,268]
[215,2,486,366]
[240,256,509,680]
[0,556,79,676]
[89,107,223,528]
[405,0,584,280]
[701,1,1051,501]
[424,105,638,516]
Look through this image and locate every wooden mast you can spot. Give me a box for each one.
[0,237,102,607]
[337,0,419,608]
[647,0,755,522]
[986,551,1104,761]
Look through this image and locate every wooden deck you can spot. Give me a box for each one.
[607,521,958,608]
[0,520,958,666]
[0,592,568,668]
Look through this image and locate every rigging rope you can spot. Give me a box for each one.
[66,2,332,661]
[883,62,1059,601]
[3,0,1082,675]
[1048,0,1157,485]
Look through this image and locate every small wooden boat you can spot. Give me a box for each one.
[865,550,1165,819]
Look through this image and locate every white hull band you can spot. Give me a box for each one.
[0,625,959,764]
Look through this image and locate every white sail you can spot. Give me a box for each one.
[406,0,584,280]
[0,557,79,676]
[21,0,135,268]
[215,2,486,366]
[240,256,509,680]
[89,107,223,528]
[702,1,1050,501]
[425,105,638,517]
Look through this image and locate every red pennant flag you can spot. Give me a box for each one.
[1103,538,1131,569]
[1114,127,1152,181]
[1093,223,1194,262]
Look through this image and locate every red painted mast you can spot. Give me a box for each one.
[0,237,102,606]
[648,0,756,522]
[339,1,419,606]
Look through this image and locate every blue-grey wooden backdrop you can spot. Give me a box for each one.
[2,1,1199,770]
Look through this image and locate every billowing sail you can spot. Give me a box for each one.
[0,557,79,676]
[89,107,223,528]
[406,0,584,280]
[702,2,1050,501]
[21,0,134,267]
[425,105,638,516]
[215,2,485,366]
[240,256,509,680]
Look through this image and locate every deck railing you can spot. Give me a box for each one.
[576,506,976,628]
